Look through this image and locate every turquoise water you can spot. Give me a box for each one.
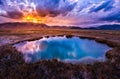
[14,36,110,63]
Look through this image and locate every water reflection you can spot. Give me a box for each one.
[14,36,110,63]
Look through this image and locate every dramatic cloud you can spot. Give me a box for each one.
[36,0,76,17]
[0,0,76,18]
[0,0,3,5]
[0,0,120,27]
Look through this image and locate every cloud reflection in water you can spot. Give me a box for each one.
[14,36,110,64]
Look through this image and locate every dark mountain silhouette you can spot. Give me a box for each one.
[88,24,120,30]
[0,22,120,30]
[70,25,120,30]
[0,22,48,30]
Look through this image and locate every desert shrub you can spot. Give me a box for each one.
[0,45,119,79]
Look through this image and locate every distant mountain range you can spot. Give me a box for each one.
[0,22,49,30]
[0,22,120,30]
[87,24,120,30]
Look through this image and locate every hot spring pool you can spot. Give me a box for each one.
[14,36,111,64]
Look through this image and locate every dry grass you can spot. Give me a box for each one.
[0,26,120,79]
[0,45,120,79]
[0,28,120,47]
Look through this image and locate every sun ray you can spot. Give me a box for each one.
[23,12,45,23]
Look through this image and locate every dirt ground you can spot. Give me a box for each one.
[0,27,120,79]
[0,28,120,47]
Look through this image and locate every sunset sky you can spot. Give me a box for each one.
[0,0,120,27]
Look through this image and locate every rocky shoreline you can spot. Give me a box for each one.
[0,35,120,79]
